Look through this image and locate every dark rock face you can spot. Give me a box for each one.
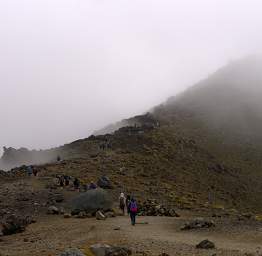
[196,239,215,249]
[0,214,33,236]
[70,188,113,214]
[97,176,113,189]
[181,218,215,230]
[138,199,179,217]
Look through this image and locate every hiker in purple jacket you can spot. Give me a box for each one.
[128,198,138,226]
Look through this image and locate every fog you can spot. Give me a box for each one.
[0,0,262,154]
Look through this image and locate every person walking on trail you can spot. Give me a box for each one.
[119,192,126,215]
[129,198,138,226]
[27,166,33,177]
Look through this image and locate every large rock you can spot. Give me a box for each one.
[105,247,132,256]
[47,206,60,215]
[97,176,113,189]
[196,239,215,249]
[60,248,85,256]
[96,211,106,220]
[90,244,111,256]
[90,244,131,256]
[181,218,215,230]
[70,189,113,214]
[0,214,32,236]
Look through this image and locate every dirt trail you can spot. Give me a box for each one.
[1,214,261,256]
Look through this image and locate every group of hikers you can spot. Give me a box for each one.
[57,175,80,190]
[57,175,99,192]
[119,192,138,226]
[26,165,38,177]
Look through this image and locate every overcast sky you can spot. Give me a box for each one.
[0,0,261,153]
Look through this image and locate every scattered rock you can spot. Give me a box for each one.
[105,247,132,256]
[64,213,72,218]
[60,248,85,256]
[96,211,106,220]
[97,176,113,189]
[196,239,215,249]
[138,199,179,217]
[105,211,116,218]
[90,244,111,256]
[181,218,215,230]
[0,214,32,236]
[47,206,59,215]
[114,226,121,231]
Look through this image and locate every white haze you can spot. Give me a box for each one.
[0,0,262,154]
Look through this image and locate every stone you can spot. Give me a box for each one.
[0,214,32,236]
[196,240,215,249]
[105,211,116,218]
[70,189,113,214]
[60,248,85,256]
[97,176,113,189]
[181,219,215,230]
[64,213,72,219]
[47,206,59,215]
[96,211,106,220]
[90,244,111,256]
[105,247,132,256]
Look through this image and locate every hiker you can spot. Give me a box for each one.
[89,181,97,190]
[33,167,38,177]
[64,175,70,186]
[26,165,33,176]
[57,155,61,162]
[119,192,126,215]
[126,195,131,215]
[73,178,80,191]
[129,198,138,226]
[59,175,65,188]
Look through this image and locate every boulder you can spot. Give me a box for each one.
[64,213,72,219]
[105,247,132,256]
[196,239,215,249]
[70,189,113,214]
[96,211,106,220]
[90,244,131,256]
[0,214,32,236]
[60,248,85,256]
[47,206,59,215]
[97,176,113,189]
[181,218,215,230]
[90,244,111,256]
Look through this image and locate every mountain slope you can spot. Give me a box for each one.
[1,56,262,212]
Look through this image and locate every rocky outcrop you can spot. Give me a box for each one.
[138,199,179,217]
[181,218,215,230]
[196,239,215,249]
[0,214,33,236]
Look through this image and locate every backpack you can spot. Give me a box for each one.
[130,201,138,213]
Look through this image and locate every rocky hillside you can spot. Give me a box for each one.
[1,56,262,212]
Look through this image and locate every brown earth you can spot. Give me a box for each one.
[0,176,262,256]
